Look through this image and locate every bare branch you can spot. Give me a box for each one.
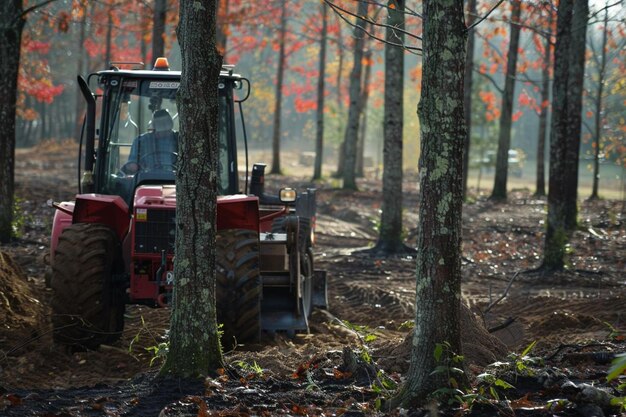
[323,0,422,43]
[474,68,504,94]
[323,0,422,54]
[466,0,507,32]
[484,272,519,314]
[17,0,58,24]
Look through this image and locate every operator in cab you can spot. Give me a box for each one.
[122,108,178,174]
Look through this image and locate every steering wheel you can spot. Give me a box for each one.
[121,151,177,174]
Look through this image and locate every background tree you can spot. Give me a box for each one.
[313,2,328,181]
[533,6,554,197]
[543,0,589,270]
[370,0,408,255]
[270,0,287,174]
[389,0,468,407]
[584,3,625,200]
[160,0,224,376]
[0,0,56,243]
[341,0,368,190]
[152,0,167,61]
[462,0,477,199]
[491,0,522,200]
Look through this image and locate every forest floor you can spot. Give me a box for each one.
[0,141,625,416]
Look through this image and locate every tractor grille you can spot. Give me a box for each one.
[134,209,176,254]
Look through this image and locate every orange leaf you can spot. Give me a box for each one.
[334,369,353,380]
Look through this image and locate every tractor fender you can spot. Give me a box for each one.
[72,194,131,242]
[50,201,75,263]
[217,195,260,232]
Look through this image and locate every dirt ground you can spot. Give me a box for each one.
[0,141,624,416]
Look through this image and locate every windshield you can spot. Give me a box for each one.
[98,77,233,205]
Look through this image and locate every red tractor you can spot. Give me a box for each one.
[49,58,327,349]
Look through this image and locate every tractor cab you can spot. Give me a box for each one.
[84,58,241,207]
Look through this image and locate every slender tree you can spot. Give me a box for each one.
[388,0,468,407]
[371,0,408,255]
[562,0,588,228]
[313,2,328,181]
[356,48,373,178]
[152,0,167,61]
[216,0,229,58]
[543,0,589,270]
[341,0,368,190]
[462,0,477,199]
[491,0,522,200]
[160,0,224,376]
[270,0,287,174]
[534,13,553,197]
[588,5,609,200]
[0,0,56,243]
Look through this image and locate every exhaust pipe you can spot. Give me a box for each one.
[77,75,96,193]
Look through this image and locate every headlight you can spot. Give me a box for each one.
[279,188,297,203]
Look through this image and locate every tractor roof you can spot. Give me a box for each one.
[95,65,243,82]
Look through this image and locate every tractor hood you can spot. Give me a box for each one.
[134,185,177,209]
[133,185,260,232]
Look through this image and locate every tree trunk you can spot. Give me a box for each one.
[341,0,368,190]
[270,0,287,175]
[544,0,588,270]
[562,0,588,228]
[334,16,345,177]
[373,0,406,254]
[313,2,327,181]
[491,0,522,200]
[105,9,113,67]
[462,0,477,199]
[160,0,224,377]
[217,0,229,59]
[589,6,608,200]
[152,0,167,63]
[356,49,372,178]
[0,2,25,243]
[388,0,468,407]
[535,26,552,197]
[74,0,89,141]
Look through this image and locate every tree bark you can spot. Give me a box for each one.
[313,2,327,181]
[160,0,224,376]
[544,0,588,270]
[462,0,477,199]
[341,0,368,190]
[0,2,25,243]
[270,0,287,175]
[491,0,522,200]
[388,0,468,407]
[372,0,406,254]
[152,0,167,63]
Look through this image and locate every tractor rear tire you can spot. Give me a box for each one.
[51,223,125,350]
[216,229,261,348]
